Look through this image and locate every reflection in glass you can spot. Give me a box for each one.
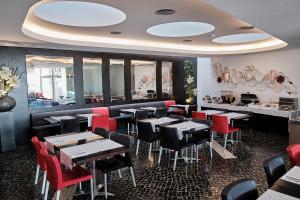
[162,61,173,99]
[110,59,125,103]
[83,58,103,104]
[131,60,156,100]
[26,55,75,108]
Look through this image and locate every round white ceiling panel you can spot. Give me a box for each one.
[213,33,271,44]
[147,22,215,37]
[32,1,126,27]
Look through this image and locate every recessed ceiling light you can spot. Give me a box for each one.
[155,9,175,15]
[212,33,271,44]
[239,26,255,30]
[32,1,126,27]
[147,22,215,37]
[183,39,192,42]
[110,31,122,35]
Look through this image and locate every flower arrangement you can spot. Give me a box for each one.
[184,60,197,103]
[0,64,22,97]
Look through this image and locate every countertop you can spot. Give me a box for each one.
[201,102,293,118]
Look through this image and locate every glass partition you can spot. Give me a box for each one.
[162,61,173,99]
[26,55,75,108]
[131,60,157,100]
[83,58,103,104]
[110,59,125,103]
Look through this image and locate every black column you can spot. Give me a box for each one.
[124,59,132,102]
[156,61,162,100]
[102,56,111,106]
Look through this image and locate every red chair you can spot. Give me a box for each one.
[31,137,48,195]
[211,115,240,149]
[40,149,94,200]
[92,107,117,132]
[286,144,300,166]
[192,111,207,120]
[164,100,182,115]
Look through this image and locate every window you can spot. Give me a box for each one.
[83,58,103,104]
[162,61,173,99]
[110,59,125,103]
[131,60,156,100]
[26,55,75,108]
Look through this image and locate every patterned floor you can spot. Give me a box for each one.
[0,130,290,200]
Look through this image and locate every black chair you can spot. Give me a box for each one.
[158,126,193,171]
[94,127,110,139]
[189,119,213,161]
[60,118,80,134]
[263,156,286,188]
[95,134,136,199]
[232,111,254,141]
[221,179,259,200]
[169,114,185,120]
[155,108,168,118]
[136,121,161,159]
[132,110,149,134]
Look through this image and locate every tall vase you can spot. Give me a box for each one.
[0,95,16,112]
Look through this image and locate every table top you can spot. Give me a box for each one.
[45,131,103,152]
[167,121,209,140]
[60,139,128,168]
[258,165,300,199]
[218,112,251,120]
[140,117,180,131]
[201,110,224,115]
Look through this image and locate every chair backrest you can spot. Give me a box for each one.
[135,110,149,121]
[263,156,286,188]
[212,115,229,134]
[94,127,110,139]
[191,119,212,141]
[60,118,80,134]
[92,107,109,116]
[92,115,109,132]
[159,126,180,151]
[221,179,259,200]
[156,108,168,118]
[111,134,133,165]
[165,100,176,108]
[286,144,300,166]
[40,149,63,190]
[169,114,185,120]
[192,111,207,120]
[137,121,156,142]
[31,136,47,170]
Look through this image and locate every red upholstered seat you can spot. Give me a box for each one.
[192,111,207,120]
[286,144,300,166]
[40,150,93,190]
[165,100,176,108]
[164,100,182,115]
[212,115,240,134]
[92,107,117,132]
[31,136,47,171]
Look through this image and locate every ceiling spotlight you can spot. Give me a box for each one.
[183,39,192,42]
[155,9,175,15]
[210,33,216,38]
[110,31,122,35]
[239,26,255,30]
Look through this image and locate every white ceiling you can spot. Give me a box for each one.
[0,0,298,56]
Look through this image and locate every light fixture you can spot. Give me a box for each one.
[110,31,122,35]
[212,33,271,44]
[183,39,192,42]
[239,26,255,30]
[147,21,215,37]
[32,1,126,27]
[155,9,175,15]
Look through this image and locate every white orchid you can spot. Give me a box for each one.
[7,75,21,88]
[0,64,22,96]
[187,75,194,84]
[0,66,12,80]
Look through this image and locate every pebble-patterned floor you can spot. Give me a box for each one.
[0,130,289,200]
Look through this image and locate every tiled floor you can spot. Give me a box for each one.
[0,130,289,200]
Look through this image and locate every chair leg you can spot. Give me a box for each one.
[224,134,228,149]
[34,164,40,185]
[148,143,152,159]
[136,139,140,156]
[104,173,108,199]
[173,151,178,171]
[44,181,49,200]
[158,146,163,165]
[196,145,199,163]
[56,190,60,200]
[127,123,130,134]
[130,167,137,187]
[90,179,94,200]
[210,142,213,158]
[41,171,47,194]
[118,169,122,178]
[190,145,193,163]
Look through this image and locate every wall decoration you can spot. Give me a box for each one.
[213,62,297,95]
[0,64,22,112]
[184,60,197,103]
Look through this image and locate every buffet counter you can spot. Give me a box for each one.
[200,102,292,118]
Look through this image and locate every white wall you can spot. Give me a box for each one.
[197,48,300,104]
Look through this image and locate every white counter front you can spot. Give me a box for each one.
[200,103,293,118]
